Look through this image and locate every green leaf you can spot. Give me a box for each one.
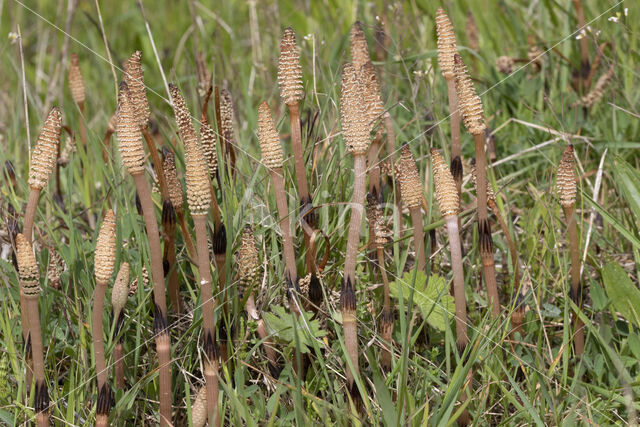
[602,263,640,327]
[628,333,640,360]
[263,306,326,353]
[613,156,640,222]
[389,271,454,331]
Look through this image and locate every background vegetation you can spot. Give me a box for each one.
[1,0,639,425]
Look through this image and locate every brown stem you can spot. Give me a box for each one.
[78,101,87,149]
[177,210,197,261]
[473,133,499,318]
[26,297,48,426]
[377,246,393,371]
[269,168,298,291]
[163,205,182,314]
[114,342,125,389]
[131,172,172,426]
[288,102,310,204]
[214,252,229,365]
[20,290,32,389]
[563,205,584,355]
[584,41,608,90]
[141,127,168,201]
[445,78,462,161]
[410,207,425,272]
[368,132,383,197]
[445,216,468,349]
[102,130,113,163]
[92,280,109,388]
[23,188,41,243]
[194,215,220,427]
[341,155,367,388]
[488,199,520,291]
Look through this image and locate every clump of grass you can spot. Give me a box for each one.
[92,209,116,426]
[16,234,49,426]
[397,143,426,271]
[454,53,500,318]
[170,83,220,427]
[115,81,172,426]
[111,262,130,389]
[238,225,280,375]
[556,144,584,355]
[68,53,86,149]
[436,8,463,207]
[339,61,371,403]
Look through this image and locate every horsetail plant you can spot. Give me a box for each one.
[125,51,169,200]
[92,209,116,426]
[454,53,500,318]
[238,225,280,375]
[111,262,130,389]
[170,83,220,427]
[16,234,49,426]
[68,53,87,149]
[257,102,300,312]
[436,8,463,208]
[115,81,172,426]
[366,194,393,372]
[163,147,197,261]
[339,61,371,402]
[215,87,237,176]
[191,386,208,427]
[431,148,472,426]
[398,143,426,272]
[278,27,323,308]
[160,170,182,314]
[557,144,584,355]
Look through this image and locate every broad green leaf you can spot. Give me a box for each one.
[389,271,454,331]
[263,306,326,353]
[602,263,640,327]
[613,156,640,222]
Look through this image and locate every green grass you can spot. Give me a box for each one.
[1,0,640,425]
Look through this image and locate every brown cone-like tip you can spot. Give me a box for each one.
[431,149,459,217]
[124,51,150,128]
[257,102,284,169]
[200,118,218,179]
[47,250,62,288]
[557,145,577,208]
[220,89,235,145]
[361,61,384,130]
[16,234,40,297]
[169,84,211,215]
[29,106,62,190]
[350,21,370,70]
[238,226,260,293]
[162,148,184,212]
[436,8,457,79]
[68,53,86,105]
[95,210,116,284]
[112,262,130,317]
[191,386,207,427]
[496,56,515,74]
[397,144,422,208]
[340,63,370,155]
[454,54,486,135]
[574,65,615,108]
[116,82,146,174]
[278,27,304,105]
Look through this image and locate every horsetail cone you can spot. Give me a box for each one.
[169,84,211,215]
[340,63,370,155]
[350,21,370,70]
[238,226,260,290]
[278,27,304,105]
[16,234,40,297]
[191,386,208,427]
[436,8,457,79]
[116,82,146,174]
[29,106,62,190]
[557,145,577,207]
[94,210,116,284]
[199,118,218,179]
[432,149,459,217]
[112,262,130,318]
[361,61,384,130]
[162,149,184,213]
[397,144,422,208]
[68,53,86,105]
[124,51,150,128]
[220,89,235,145]
[257,102,284,169]
[454,54,486,135]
